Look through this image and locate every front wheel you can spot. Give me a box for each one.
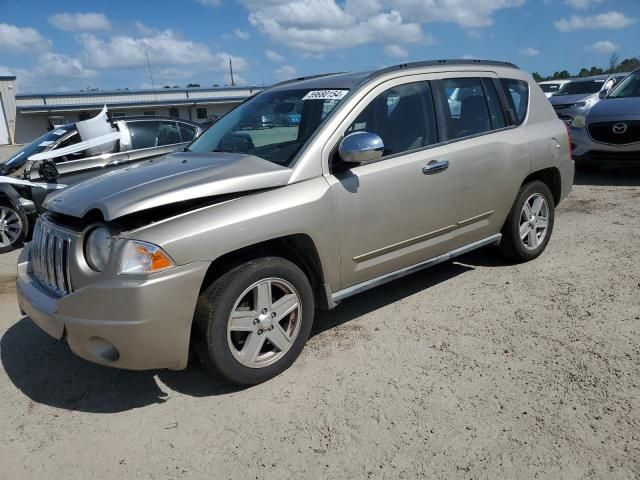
[0,202,28,254]
[192,257,315,385]
[499,181,555,262]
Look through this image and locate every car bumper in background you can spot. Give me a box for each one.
[570,125,640,165]
[16,245,210,371]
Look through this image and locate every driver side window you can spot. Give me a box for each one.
[346,81,437,158]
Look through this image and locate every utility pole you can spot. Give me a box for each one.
[229,58,235,86]
[146,52,156,91]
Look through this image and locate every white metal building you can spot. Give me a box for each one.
[0,76,264,145]
[0,75,17,145]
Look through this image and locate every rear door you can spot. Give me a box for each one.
[431,73,529,248]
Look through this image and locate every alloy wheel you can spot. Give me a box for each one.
[519,193,549,251]
[227,277,302,369]
[0,206,23,248]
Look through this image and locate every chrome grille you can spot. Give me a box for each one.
[31,219,73,297]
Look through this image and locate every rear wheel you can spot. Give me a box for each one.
[0,202,28,254]
[193,257,314,385]
[499,181,555,262]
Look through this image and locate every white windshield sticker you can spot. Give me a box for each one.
[38,141,54,147]
[52,129,67,136]
[302,90,348,101]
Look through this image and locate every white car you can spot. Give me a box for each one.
[539,80,572,98]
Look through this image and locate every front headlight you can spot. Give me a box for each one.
[119,240,175,275]
[572,115,586,129]
[85,227,112,272]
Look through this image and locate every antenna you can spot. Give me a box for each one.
[229,58,235,86]
[145,52,156,91]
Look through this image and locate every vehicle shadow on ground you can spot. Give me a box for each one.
[1,248,501,413]
[574,165,640,187]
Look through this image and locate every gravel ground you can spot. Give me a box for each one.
[0,168,639,479]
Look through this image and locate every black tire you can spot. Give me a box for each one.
[192,257,315,385]
[499,180,555,263]
[0,201,28,254]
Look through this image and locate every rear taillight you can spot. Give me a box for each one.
[565,124,573,159]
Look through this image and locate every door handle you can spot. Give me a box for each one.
[422,160,449,175]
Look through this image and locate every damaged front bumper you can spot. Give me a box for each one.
[16,245,210,371]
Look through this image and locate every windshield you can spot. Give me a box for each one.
[0,126,73,176]
[607,73,640,99]
[555,80,604,96]
[541,83,561,93]
[188,88,348,167]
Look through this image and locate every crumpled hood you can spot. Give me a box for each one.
[587,97,640,120]
[44,151,292,221]
[550,93,594,106]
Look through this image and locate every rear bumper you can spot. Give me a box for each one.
[16,245,210,371]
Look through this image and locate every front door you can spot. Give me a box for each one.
[326,79,458,288]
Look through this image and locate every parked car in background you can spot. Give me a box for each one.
[570,69,640,172]
[16,60,573,385]
[0,115,202,253]
[539,79,572,98]
[550,73,629,125]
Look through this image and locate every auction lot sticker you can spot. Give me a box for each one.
[302,90,349,101]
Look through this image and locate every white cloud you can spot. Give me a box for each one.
[565,0,609,9]
[78,30,249,72]
[384,44,409,58]
[0,23,51,54]
[519,47,540,56]
[388,0,525,28]
[554,11,634,31]
[246,1,422,54]
[240,0,524,55]
[37,52,96,78]
[265,50,285,62]
[49,12,111,32]
[462,54,475,59]
[587,40,619,54]
[275,65,297,80]
[233,28,251,40]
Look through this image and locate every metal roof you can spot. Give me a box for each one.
[17,96,250,113]
[15,85,265,99]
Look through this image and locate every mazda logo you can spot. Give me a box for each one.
[612,123,628,134]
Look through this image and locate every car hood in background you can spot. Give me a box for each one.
[44,152,292,221]
[550,93,593,106]
[587,97,640,120]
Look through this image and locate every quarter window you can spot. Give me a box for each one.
[438,78,494,140]
[346,81,437,157]
[500,79,529,125]
[127,121,182,149]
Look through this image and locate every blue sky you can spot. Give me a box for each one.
[0,0,638,93]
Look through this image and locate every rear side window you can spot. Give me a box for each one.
[500,79,529,125]
[438,78,494,140]
[346,81,437,157]
[178,123,198,142]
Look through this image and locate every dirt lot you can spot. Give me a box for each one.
[0,168,639,479]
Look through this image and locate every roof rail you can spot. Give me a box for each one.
[370,59,520,81]
[269,72,347,89]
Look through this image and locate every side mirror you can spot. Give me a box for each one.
[598,89,608,99]
[338,132,384,164]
